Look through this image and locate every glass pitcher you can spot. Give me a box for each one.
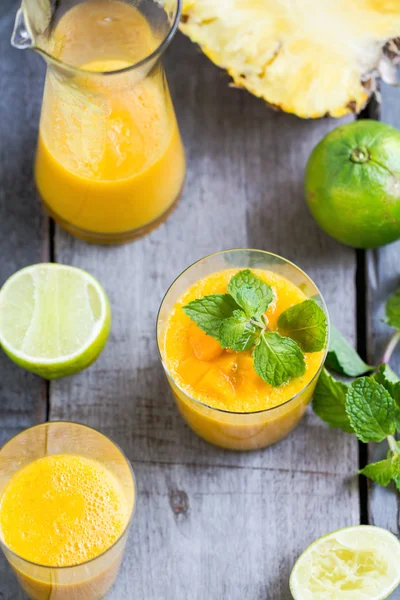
[12,0,185,244]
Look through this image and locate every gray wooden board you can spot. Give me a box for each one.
[0,1,47,594]
[47,34,360,599]
[367,81,400,600]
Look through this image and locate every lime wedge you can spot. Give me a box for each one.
[290,525,400,600]
[0,264,111,379]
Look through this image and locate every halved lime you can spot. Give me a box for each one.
[0,264,111,379]
[290,525,400,600]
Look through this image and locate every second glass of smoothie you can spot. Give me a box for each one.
[0,422,135,600]
[157,249,329,451]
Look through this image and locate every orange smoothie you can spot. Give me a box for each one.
[161,268,327,450]
[0,454,131,599]
[35,1,185,243]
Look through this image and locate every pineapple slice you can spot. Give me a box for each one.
[176,0,400,118]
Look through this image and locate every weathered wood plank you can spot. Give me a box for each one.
[0,1,47,595]
[50,34,360,599]
[118,463,356,600]
[367,82,400,585]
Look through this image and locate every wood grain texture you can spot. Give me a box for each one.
[49,34,360,599]
[117,463,356,600]
[367,82,400,590]
[0,1,47,595]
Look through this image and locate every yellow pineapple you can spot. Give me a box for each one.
[175,0,400,118]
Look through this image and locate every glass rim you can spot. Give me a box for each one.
[0,420,136,570]
[25,0,182,77]
[156,248,330,416]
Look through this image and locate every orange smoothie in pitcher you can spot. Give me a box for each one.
[0,454,131,599]
[35,1,185,243]
[160,267,327,450]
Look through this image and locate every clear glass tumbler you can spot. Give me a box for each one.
[157,249,330,451]
[0,422,135,600]
[12,0,185,244]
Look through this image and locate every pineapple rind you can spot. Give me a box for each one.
[177,0,400,119]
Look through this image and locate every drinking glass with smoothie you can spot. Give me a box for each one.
[157,249,329,451]
[0,422,135,599]
[12,0,185,244]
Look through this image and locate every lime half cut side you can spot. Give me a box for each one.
[290,525,400,600]
[0,264,111,379]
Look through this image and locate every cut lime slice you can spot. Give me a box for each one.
[0,264,111,379]
[290,525,400,600]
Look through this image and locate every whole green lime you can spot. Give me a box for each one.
[305,120,400,249]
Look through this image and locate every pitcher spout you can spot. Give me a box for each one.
[12,0,53,51]
[11,7,34,50]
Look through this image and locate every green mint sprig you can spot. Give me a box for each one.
[373,364,400,406]
[219,310,258,352]
[312,368,352,433]
[253,332,306,387]
[277,298,328,352]
[313,287,400,492]
[346,377,397,443]
[360,452,400,487]
[314,373,400,489]
[182,294,239,340]
[182,269,327,388]
[325,325,374,376]
[228,269,274,318]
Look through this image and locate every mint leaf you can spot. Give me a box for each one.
[228,270,274,318]
[325,326,373,377]
[359,458,394,486]
[219,310,258,352]
[183,294,239,339]
[277,299,327,353]
[373,364,399,397]
[346,377,397,443]
[392,455,400,490]
[253,332,305,387]
[386,288,400,330]
[361,452,400,488]
[393,382,400,408]
[373,366,400,427]
[392,453,400,475]
[393,474,400,491]
[312,368,352,433]
[235,287,260,317]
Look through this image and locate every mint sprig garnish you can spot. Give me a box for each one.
[183,294,240,340]
[313,287,400,492]
[183,269,327,388]
[277,298,327,352]
[228,269,274,318]
[253,332,306,387]
[219,310,258,352]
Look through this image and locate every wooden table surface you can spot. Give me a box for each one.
[1,1,400,598]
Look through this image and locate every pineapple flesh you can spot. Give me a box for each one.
[177,0,400,118]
